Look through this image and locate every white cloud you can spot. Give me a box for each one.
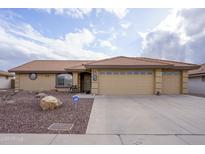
[38,8,129,19]
[104,9,129,19]
[99,40,117,50]
[156,9,190,44]
[140,8,205,64]
[56,8,92,19]
[39,8,92,19]
[139,9,189,46]
[0,17,109,70]
[92,26,115,35]
[120,22,131,29]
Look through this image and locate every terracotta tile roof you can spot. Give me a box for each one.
[9,60,93,73]
[140,57,198,68]
[85,56,170,67]
[85,56,199,69]
[188,64,205,77]
[9,56,199,73]
[65,64,87,71]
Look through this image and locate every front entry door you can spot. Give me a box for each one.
[83,73,91,93]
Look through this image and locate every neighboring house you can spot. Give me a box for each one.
[188,64,205,95]
[0,70,14,89]
[8,56,199,95]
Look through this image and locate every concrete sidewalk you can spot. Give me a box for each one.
[1,134,205,145]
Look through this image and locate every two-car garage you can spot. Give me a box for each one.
[98,69,181,95]
[85,56,196,95]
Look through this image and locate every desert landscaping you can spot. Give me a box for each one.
[0,90,93,134]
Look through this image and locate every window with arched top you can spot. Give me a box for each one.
[56,74,72,88]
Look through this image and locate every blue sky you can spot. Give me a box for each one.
[0,8,205,70]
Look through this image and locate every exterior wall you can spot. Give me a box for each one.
[56,87,70,91]
[15,73,20,89]
[73,72,79,86]
[0,76,12,89]
[72,72,78,86]
[15,72,80,91]
[91,69,99,94]
[72,72,80,92]
[78,73,81,91]
[18,73,56,91]
[154,69,162,94]
[188,76,205,94]
[14,68,186,94]
[182,70,188,94]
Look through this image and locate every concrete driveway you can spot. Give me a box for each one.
[87,95,205,135]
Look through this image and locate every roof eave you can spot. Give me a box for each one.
[85,64,200,70]
[84,65,173,69]
[173,65,201,70]
[64,68,86,72]
[189,73,205,78]
[8,70,68,73]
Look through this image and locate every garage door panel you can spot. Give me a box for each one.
[99,70,154,95]
[162,71,181,94]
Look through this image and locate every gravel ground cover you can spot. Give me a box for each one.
[0,90,93,134]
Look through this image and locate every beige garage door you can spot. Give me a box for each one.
[162,71,181,94]
[98,69,154,95]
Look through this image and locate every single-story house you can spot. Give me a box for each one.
[188,64,205,95]
[9,56,199,95]
[0,70,14,89]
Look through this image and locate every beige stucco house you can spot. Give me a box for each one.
[9,56,199,95]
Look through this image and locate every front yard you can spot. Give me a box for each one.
[0,90,93,134]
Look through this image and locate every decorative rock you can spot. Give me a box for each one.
[6,100,15,104]
[1,95,7,101]
[39,96,63,110]
[36,93,47,98]
[28,91,33,94]
[14,89,19,93]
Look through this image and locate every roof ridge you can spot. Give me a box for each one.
[84,56,126,65]
[85,56,173,66]
[66,64,84,69]
[126,57,172,66]
[139,57,174,65]
[9,60,94,72]
[162,59,196,65]
[142,57,196,65]
[33,60,94,62]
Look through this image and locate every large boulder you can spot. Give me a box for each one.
[39,96,63,110]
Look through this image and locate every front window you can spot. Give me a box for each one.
[56,74,72,87]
